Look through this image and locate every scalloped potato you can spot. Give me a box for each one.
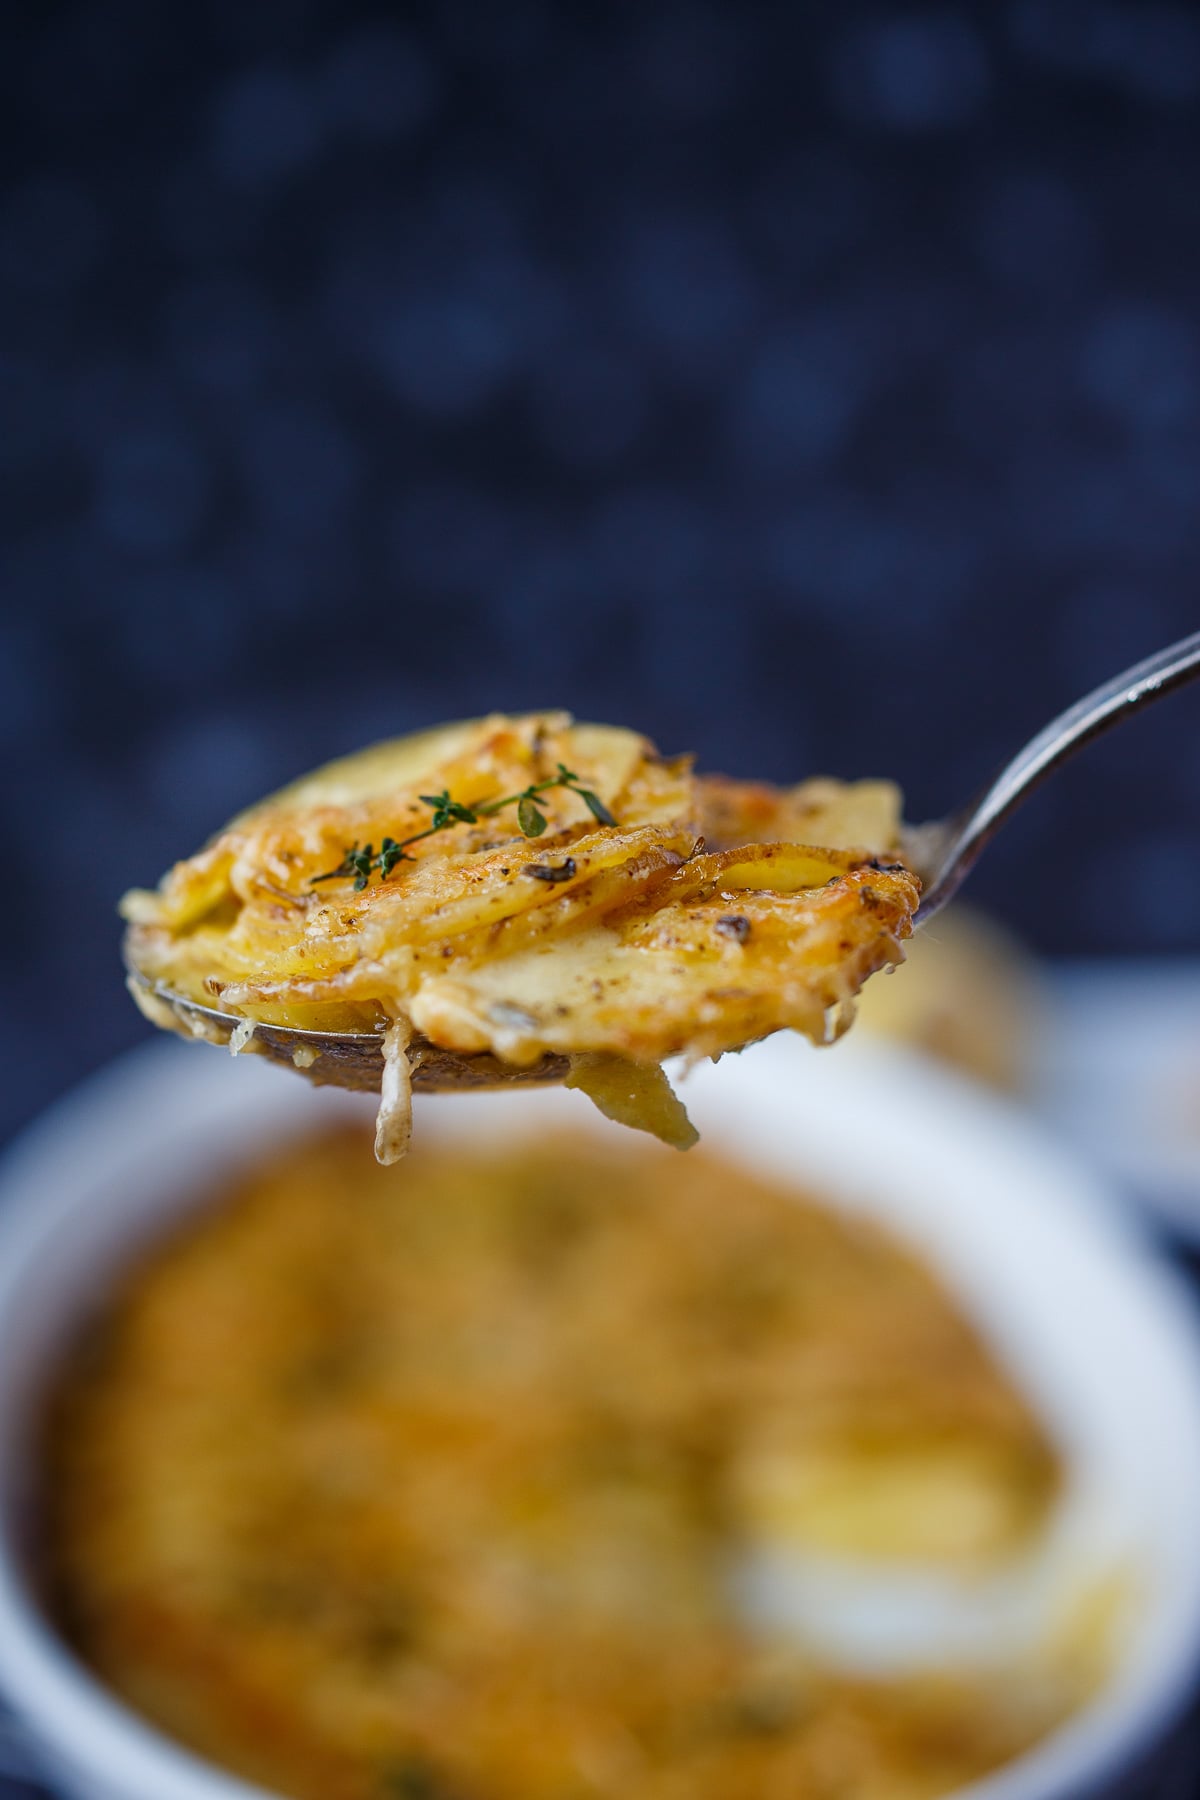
[43,1129,1097,1800]
[122,714,919,1158]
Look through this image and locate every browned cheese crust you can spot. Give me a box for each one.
[42,1130,1091,1800]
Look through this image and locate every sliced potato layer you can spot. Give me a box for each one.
[122,713,919,1156]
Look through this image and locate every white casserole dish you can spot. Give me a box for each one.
[0,1034,1198,1799]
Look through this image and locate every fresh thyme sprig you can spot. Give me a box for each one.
[311,764,617,890]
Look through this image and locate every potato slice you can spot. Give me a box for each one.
[697,773,903,856]
[565,1055,700,1151]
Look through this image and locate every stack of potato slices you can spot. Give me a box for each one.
[122,713,919,1158]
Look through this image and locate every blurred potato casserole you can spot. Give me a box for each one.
[121,713,919,1159]
[41,1129,1110,1800]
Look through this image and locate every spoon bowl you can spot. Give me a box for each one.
[125,969,568,1093]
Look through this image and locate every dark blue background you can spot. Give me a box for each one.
[5,6,1200,1789]
[6,0,1200,1146]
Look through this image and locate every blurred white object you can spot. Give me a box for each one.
[1038,960,1200,1244]
[857,903,1042,1092]
[0,1036,1197,1799]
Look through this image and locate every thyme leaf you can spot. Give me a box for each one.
[576,787,616,827]
[311,842,377,891]
[517,793,548,836]
[419,791,479,830]
[377,837,408,879]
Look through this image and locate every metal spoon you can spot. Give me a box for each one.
[907,627,1200,922]
[128,630,1200,1091]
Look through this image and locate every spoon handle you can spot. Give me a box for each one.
[915,628,1200,922]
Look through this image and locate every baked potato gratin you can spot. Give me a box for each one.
[121,713,919,1160]
[42,1130,1102,1800]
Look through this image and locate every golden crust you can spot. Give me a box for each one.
[42,1130,1090,1800]
[122,714,919,1153]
